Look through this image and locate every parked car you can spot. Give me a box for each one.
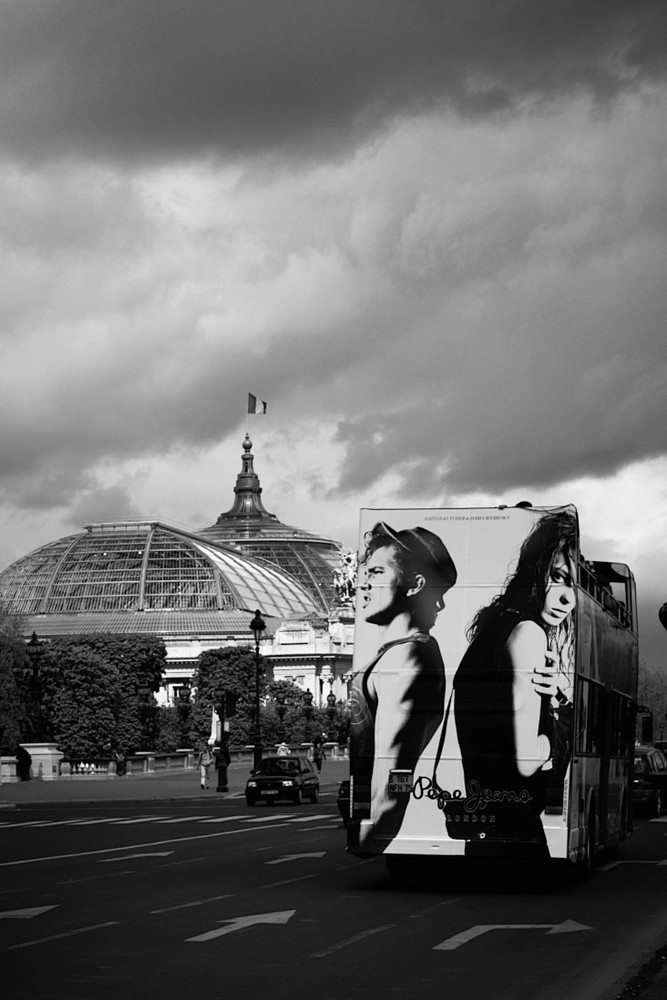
[633,745,667,817]
[245,753,319,806]
[337,779,350,826]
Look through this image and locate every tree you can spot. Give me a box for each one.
[637,658,667,743]
[262,679,309,746]
[0,606,27,751]
[153,706,186,753]
[191,646,266,749]
[38,634,167,756]
[49,646,121,758]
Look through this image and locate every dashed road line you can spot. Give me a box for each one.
[154,816,209,824]
[311,924,396,958]
[7,921,120,951]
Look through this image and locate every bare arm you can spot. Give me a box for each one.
[507,621,552,777]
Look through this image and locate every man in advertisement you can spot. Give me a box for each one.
[350,521,457,851]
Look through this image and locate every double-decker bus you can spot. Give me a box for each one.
[347,504,638,876]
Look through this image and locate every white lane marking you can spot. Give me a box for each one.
[154,816,208,824]
[312,924,396,958]
[242,814,292,823]
[266,852,326,865]
[0,821,302,867]
[0,819,90,828]
[110,816,173,824]
[599,859,667,871]
[7,921,120,950]
[0,819,87,828]
[0,905,59,919]
[286,815,331,823]
[99,852,174,863]
[198,816,247,824]
[409,898,460,919]
[257,874,318,889]
[151,894,231,915]
[66,818,127,825]
[295,824,341,832]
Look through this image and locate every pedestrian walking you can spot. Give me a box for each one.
[312,735,326,773]
[197,745,214,789]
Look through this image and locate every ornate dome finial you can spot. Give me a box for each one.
[213,435,275,529]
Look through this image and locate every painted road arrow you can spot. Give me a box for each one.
[435,919,592,950]
[99,852,174,863]
[0,906,58,919]
[266,852,326,865]
[187,910,296,943]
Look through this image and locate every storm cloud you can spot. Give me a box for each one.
[2,0,665,164]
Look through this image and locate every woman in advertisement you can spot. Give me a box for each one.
[350,522,457,851]
[452,508,577,856]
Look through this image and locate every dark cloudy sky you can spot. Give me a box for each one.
[1,1,666,664]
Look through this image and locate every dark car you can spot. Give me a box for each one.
[245,754,319,806]
[633,745,667,817]
[337,779,350,826]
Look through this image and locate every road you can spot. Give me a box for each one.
[2,792,667,1000]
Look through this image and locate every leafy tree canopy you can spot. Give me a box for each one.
[191,646,264,749]
[36,633,167,756]
[0,605,28,751]
[637,658,667,743]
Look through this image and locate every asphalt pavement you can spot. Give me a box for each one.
[2,760,667,1000]
[0,757,350,806]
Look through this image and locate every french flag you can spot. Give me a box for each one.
[248,393,267,414]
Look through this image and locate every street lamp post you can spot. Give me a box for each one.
[303,688,314,744]
[250,609,266,772]
[275,690,288,740]
[174,681,191,748]
[25,632,46,741]
[326,690,337,739]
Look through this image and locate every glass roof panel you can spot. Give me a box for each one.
[193,540,319,617]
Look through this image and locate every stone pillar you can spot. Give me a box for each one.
[20,743,64,781]
[0,755,19,783]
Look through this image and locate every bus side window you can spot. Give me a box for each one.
[577,678,603,755]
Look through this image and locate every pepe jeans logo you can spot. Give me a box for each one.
[412,776,533,814]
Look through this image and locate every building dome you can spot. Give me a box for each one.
[0,519,321,634]
[200,434,341,613]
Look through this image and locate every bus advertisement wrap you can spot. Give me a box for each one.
[348,504,637,866]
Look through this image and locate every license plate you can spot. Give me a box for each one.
[264,790,278,795]
[388,770,413,794]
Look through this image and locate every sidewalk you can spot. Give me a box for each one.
[0,757,350,807]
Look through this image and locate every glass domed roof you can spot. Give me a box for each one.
[0,520,320,620]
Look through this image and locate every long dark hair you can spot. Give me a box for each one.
[467,509,577,655]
